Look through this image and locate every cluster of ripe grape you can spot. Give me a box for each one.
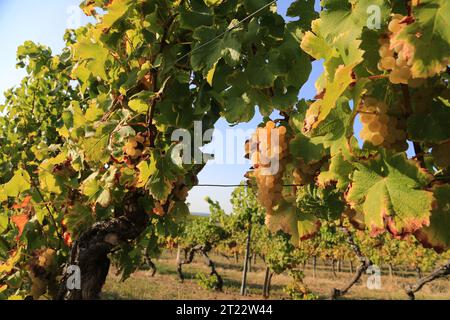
[378,15,424,87]
[359,97,408,151]
[30,248,56,299]
[246,121,288,214]
[123,132,151,160]
[433,142,450,169]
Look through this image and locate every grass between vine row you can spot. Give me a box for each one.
[102,251,450,300]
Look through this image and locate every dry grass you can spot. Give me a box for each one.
[102,251,450,300]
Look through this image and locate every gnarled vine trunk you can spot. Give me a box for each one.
[405,259,450,300]
[57,194,149,300]
[331,227,372,300]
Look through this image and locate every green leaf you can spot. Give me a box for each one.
[346,152,434,237]
[99,0,133,30]
[147,171,173,202]
[395,0,450,78]
[80,172,101,199]
[1,169,31,198]
[169,201,190,223]
[414,184,450,253]
[407,99,450,143]
[317,153,353,191]
[286,0,318,30]
[72,36,110,80]
[289,134,326,165]
[319,0,390,43]
[309,98,355,160]
[296,212,321,242]
[190,26,241,73]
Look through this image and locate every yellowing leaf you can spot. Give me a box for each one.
[80,172,100,199]
[99,0,133,30]
[0,248,22,274]
[1,169,31,198]
[204,0,223,6]
[128,98,149,114]
[137,160,157,188]
[305,64,354,131]
[97,189,112,208]
[206,62,217,86]
[346,152,434,237]
[300,31,333,61]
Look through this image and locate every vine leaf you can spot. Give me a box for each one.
[190,25,241,74]
[146,171,173,202]
[304,64,355,132]
[72,34,110,81]
[136,159,157,188]
[317,152,353,191]
[11,214,29,239]
[407,99,450,143]
[289,134,326,165]
[99,0,133,30]
[0,211,8,234]
[346,152,434,237]
[0,248,22,274]
[395,0,450,78]
[268,200,320,245]
[307,98,356,160]
[319,0,390,43]
[0,169,31,201]
[414,184,450,253]
[286,0,318,30]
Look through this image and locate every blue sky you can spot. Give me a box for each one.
[1,0,398,214]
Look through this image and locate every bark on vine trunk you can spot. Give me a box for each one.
[388,263,394,278]
[331,227,372,300]
[177,245,202,282]
[240,226,252,296]
[331,259,337,278]
[262,266,271,299]
[312,256,317,279]
[202,250,223,291]
[405,259,450,300]
[144,255,157,277]
[57,195,149,300]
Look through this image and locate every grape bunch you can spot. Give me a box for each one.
[29,248,56,299]
[123,132,151,160]
[378,15,425,86]
[432,142,450,169]
[359,97,408,151]
[246,121,288,214]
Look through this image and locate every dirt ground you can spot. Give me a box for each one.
[102,251,449,300]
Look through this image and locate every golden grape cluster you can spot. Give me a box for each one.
[29,248,56,299]
[246,121,288,214]
[123,132,151,160]
[378,15,425,86]
[359,97,408,151]
[433,142,450,169]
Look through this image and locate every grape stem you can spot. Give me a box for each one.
[401,84,425,167]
